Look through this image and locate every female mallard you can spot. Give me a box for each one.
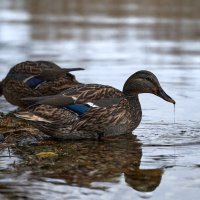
[0,61,84,108]
[15,70,175,139]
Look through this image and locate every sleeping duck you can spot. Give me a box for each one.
[0,60,84,108]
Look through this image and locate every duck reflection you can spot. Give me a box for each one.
[13,133,163,193]
[125,168,163,192]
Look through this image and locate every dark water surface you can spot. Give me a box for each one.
[0,0,200,199]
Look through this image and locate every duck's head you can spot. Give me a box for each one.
[123,70,175,104]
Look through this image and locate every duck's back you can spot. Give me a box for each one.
[5,61,61,80]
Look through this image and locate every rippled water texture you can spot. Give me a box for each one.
[0,0,200,199]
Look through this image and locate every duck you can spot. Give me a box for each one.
[0,60,84,108]
[15,70,175,140]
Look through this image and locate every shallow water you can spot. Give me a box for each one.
[0,0,200,199]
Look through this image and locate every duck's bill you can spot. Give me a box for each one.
[157,88,176,104]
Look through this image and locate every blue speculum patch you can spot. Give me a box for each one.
[65,104,90,115]
[25,76,44,89]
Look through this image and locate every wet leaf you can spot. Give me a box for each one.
[36,151,58,158]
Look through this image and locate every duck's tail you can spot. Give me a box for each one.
[0,81,3,96]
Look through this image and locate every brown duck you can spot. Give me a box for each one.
[15,70,175,139]
[0,60,84,108]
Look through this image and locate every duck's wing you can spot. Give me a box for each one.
[22,84,124,108]
[36,60,84,72]
[71,101,128,132]
[8,61,84,81]
[35,61,84,81]
[15,104,78,124]
[17,94,128,135]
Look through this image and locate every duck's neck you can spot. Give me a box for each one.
[124,92,142,130]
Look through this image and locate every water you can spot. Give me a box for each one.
[0,0,200,199]
[173,104,175,123]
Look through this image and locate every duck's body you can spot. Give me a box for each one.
[16,70,175,139]
[0,61,84,108]
[17,84,142,139]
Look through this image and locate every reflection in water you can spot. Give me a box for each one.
[125,168,162,193]
[0,134,163,199]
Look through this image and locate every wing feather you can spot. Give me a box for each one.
[22,84,124,108]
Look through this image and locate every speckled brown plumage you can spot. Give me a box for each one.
[1,60,84,107]
[15,70,175,140]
